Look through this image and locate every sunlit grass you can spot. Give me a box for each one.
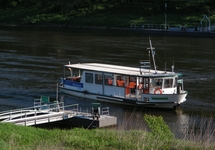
[1,114,215,149]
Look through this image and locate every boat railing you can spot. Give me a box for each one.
[77,108,92,116]
[102,107,109,116]
[76,106,110,117]
[0,106,38,119]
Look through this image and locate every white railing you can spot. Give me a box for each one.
[0,102,79,121]
[102,107,109,116]
[0,102,112,126]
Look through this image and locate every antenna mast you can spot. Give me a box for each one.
[147,38,157,73]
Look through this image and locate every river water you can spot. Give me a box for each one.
[0,26,215,137]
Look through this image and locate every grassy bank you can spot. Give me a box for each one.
[0,5,215,28]
[1,115,215,150]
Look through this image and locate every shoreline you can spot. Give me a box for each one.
[1,24,215,38]
[135,29,215,38]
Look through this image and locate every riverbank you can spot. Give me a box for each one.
[1,23,215,39]
[1,3,215,37]
[1,114,215,149]
[135,28,215,38]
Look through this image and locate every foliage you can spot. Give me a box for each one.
[0,0,215,27]
[1,114,215,149]
[0,123,146,150]
[144,114,174,148]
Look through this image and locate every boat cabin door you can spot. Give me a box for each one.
[139,77,149,94]
[143,78,149,94]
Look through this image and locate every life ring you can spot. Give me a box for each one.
[154,88,162,94]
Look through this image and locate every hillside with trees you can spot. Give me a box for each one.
[0,0,215,28]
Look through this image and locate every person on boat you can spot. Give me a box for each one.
[117,76,125,87]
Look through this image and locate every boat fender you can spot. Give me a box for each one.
[154,88,162,94]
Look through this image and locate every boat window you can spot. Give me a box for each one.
[65,68,82,81]
[129,76,136,82]
[85,73,93,83]
[128,76,136,89]
[152,78,163,88]
[104,75,113,86]
[164,78,173,88]
[95,74,103,85]
[65,67,72,78]
[175,77,178,86]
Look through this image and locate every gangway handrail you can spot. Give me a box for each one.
[102,107,109,116]
[0,102,64,116]
[0,103,79,121]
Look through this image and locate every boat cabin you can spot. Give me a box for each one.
[59,39,187,108]
[60,63,183,101]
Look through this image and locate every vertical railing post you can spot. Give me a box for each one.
[34,110,36,125]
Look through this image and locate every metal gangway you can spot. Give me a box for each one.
[0,101,81,126]
[0,100,112,127]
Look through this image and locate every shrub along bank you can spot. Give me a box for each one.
[0,2,215,28]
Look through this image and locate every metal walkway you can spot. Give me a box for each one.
[0,101,79,126]
[0,99,117,128]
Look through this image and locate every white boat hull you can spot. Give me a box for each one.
[59,87,187,109]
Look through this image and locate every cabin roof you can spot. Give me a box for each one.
[64,63,182,77]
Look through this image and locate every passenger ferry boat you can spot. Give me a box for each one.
[59,39,188,109]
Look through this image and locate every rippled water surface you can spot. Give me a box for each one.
[0,26,215,136]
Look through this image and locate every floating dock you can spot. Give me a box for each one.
[0,97,117,129]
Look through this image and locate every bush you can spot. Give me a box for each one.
[144,114,174,148]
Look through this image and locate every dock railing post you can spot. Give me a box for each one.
[34,116,36,125]
[34,110,37,125]
[10,111,12,120]
[63,102,64,112]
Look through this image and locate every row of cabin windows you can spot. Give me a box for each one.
[85,73,132,86]
[85,73,176,88]
[151,78,176,88]
[85,73,112,85]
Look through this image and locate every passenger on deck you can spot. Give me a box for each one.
[117,78,125,87]
[108,78,113,85]
[128,81,136,89]
[72,76,81,82]
[138,82,143,90]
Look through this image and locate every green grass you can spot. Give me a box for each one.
[1,115,215,149]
